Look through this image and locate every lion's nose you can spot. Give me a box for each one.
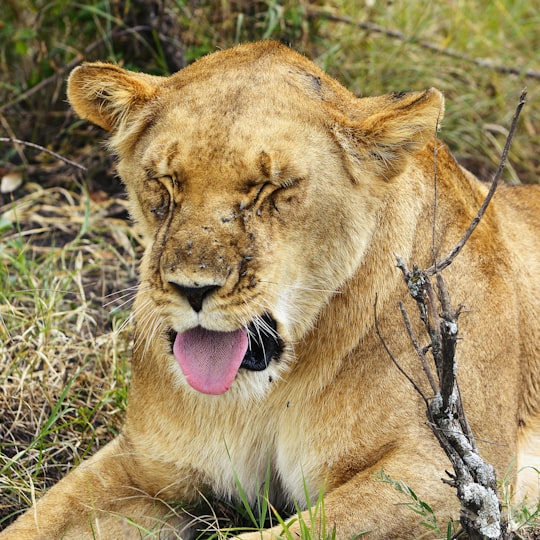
[168,282,219,313]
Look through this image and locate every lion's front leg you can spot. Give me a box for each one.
[0,435,193,540]
[237,452,455,540]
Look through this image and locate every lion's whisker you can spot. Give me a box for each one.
[259,280,341,295]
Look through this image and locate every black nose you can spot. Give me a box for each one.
[168,282,219,312]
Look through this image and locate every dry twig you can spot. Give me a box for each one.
[307,8,540,80]
[376,91,527,538]
[426,90,527,275]
[0,26,151,114]
[395,261,501,538]
[0,138,87,172]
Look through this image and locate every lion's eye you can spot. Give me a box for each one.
[253,182,274,206]
[241,176,302,215]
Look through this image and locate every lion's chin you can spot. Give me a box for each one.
[170,313,283,395]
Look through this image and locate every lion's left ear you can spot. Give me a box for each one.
[333,88,444,181]
[67,62,162,132]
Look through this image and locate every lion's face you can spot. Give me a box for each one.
[122,95,378,397]
[67,41,443,398]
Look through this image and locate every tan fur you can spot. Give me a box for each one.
[3,41,539,539]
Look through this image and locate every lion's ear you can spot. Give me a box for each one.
[334,88,444,181]
[67,63,161,132]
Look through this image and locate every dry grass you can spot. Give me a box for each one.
[0,181,141,523]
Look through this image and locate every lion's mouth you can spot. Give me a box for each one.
[170,313,282,395]
[241,314,282,371]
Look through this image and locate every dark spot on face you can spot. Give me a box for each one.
[310,74,322,91]
[151,204,168,218]
[369,151,383,161]
[289,69,323,97]
[259,151,272,177]
[220,211,237,224]
[391,91,408,100]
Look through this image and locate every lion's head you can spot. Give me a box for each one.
[67,41,443,398]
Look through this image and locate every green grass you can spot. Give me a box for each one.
[0,0,539,536]
[378,468,540,539]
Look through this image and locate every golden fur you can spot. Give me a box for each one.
[2,41,540,539]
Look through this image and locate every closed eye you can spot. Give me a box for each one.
[253,182,276,206]
[240,177,303,213]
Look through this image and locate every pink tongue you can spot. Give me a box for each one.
[173,327,248,395]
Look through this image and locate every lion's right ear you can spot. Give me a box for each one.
[67,63,161,132]
[332,88,444,181]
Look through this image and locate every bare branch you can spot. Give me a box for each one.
[427,89,527,274]
[373,295,428,404]
[0,26,152,114]
[431,118,443,266]
[0,138,87,171]
[396,263,502,538]
[434,275,459,413]
[306,9,540,80]
[387,91,527,540]
[398,302,438,395]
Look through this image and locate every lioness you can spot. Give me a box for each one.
[2,41,539,539]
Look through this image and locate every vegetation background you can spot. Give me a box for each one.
[0,0,538,536]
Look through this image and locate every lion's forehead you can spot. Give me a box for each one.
[161,56,338,109]
[138,112,329,191]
